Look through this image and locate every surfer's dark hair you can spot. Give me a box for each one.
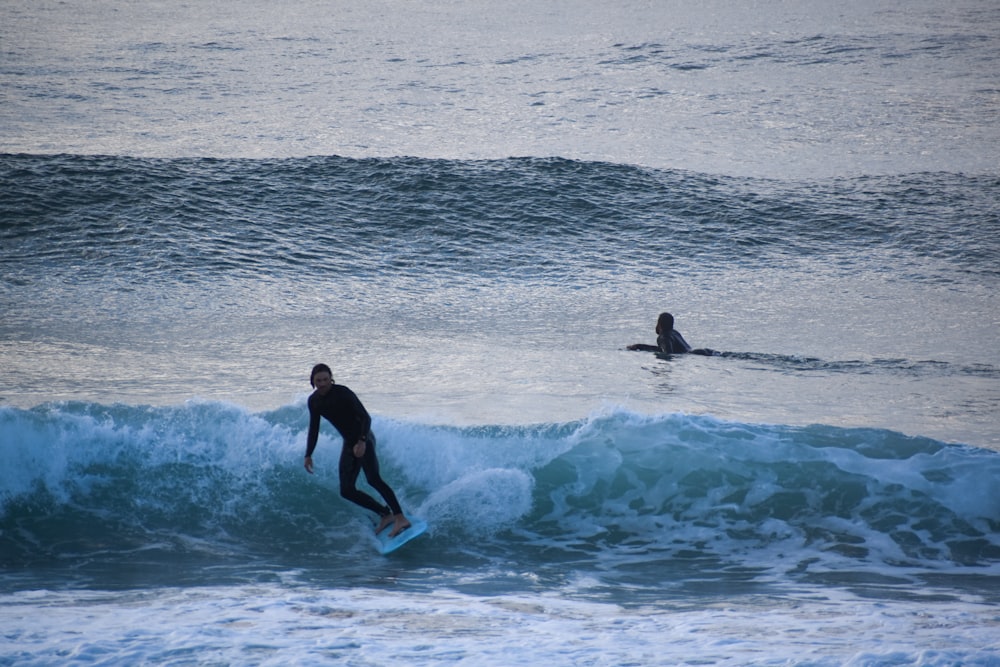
[310,363,333,387]
[655,312,674,335]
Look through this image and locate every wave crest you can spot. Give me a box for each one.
[2,402,998,575]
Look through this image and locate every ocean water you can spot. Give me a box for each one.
[2,1,1000,665]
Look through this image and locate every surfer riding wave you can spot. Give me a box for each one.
[303,363,412,538]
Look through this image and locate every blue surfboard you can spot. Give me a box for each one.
[376,518,428,555]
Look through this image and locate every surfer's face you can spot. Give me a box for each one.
[312,370,333,395]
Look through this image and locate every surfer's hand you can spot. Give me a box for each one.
[353,440,366,458]
[304,456,314,474]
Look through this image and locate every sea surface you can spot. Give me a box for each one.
[2,1,999,665]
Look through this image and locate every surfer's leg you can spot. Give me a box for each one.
[375,513,395,535]
[360,433,411,537]
[338,443,391,516]
[358,432,403,516]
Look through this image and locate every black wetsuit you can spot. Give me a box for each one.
[658,329,692,354]
[306,384,402,518]
[631,329,716,356]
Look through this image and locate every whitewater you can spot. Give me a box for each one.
[2,1,999,665]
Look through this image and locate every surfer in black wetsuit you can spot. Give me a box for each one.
[627,312,716,356]
[304,363,412,538]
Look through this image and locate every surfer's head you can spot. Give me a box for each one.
[655,312,674,335]
[310,363,334,388]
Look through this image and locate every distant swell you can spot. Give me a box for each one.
[3,154,998,292]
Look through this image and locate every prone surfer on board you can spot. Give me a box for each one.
[303,363,412,538]
[626,312,716,356]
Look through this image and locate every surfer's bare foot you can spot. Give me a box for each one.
[375,514,395,535]
[389,515,412,538]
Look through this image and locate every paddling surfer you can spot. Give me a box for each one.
[627,312,716,355]
[303,363,412,538]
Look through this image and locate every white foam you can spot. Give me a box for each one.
[1,584,997,666]
[418,467,534,536]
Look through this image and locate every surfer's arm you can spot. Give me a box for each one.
[627,343,659,352]
[304,398,321,472]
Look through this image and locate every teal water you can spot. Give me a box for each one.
[3,402,997,600]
